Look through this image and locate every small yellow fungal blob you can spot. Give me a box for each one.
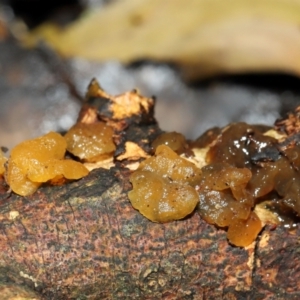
[128,145,201,222]
[64,122,116,162]
[151,131,187,154]
[6,132,89,196]
[0,150,7,176]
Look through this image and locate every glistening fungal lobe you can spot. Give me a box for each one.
[129,124,300,247]
[196,122,300,245]
[197,162,262,247]
[64,122,116,162]
[5,132,89,196]
[128,145,201,223]
[206,122,300,217]
[151,131,187,154]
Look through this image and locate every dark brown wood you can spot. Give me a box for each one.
[0,167,248,299]
[1,165,300,299]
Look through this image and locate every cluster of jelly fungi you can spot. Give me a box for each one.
[6,132,89,196]
[2,79,300,248]
[129,123,300,247]
[3,118,118,196]
[1,80,156,197]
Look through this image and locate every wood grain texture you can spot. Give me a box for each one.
[1,166,299,299]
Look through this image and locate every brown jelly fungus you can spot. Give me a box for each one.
[151,131,187,154]
[197,162,261,246]
[129,145,201,222]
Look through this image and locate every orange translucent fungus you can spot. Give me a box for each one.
[200,163,252,191]
[200,163,253,206]
[0,150,6,176]
[138,145,202,187]
[198,190,251,227]
[227,212,262,247]
[129,145,201,222]
[6,132,89,196]
[64,122,116,162]
[129,171,199,222]
[152,132,187,154]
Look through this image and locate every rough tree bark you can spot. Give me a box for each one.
[0,81,300,300]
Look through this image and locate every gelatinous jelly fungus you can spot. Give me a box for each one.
[151,131,187,154]
[227,211,262,247]
[196,149,266,246]
[191,127,221,148]
[129,145,201,222]
[200,163,251,192]
[6,132,89,196]
[198,190,251,227]
[206,122,277,168]
[138,145,202,187]
[0,150,6,176]
[200,162,253,205]
[197,163,253,227]
[64,122,116,162]
[284,144,300,170]
[129,170,199,222]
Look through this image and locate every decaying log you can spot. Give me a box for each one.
[0,81,300,300]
